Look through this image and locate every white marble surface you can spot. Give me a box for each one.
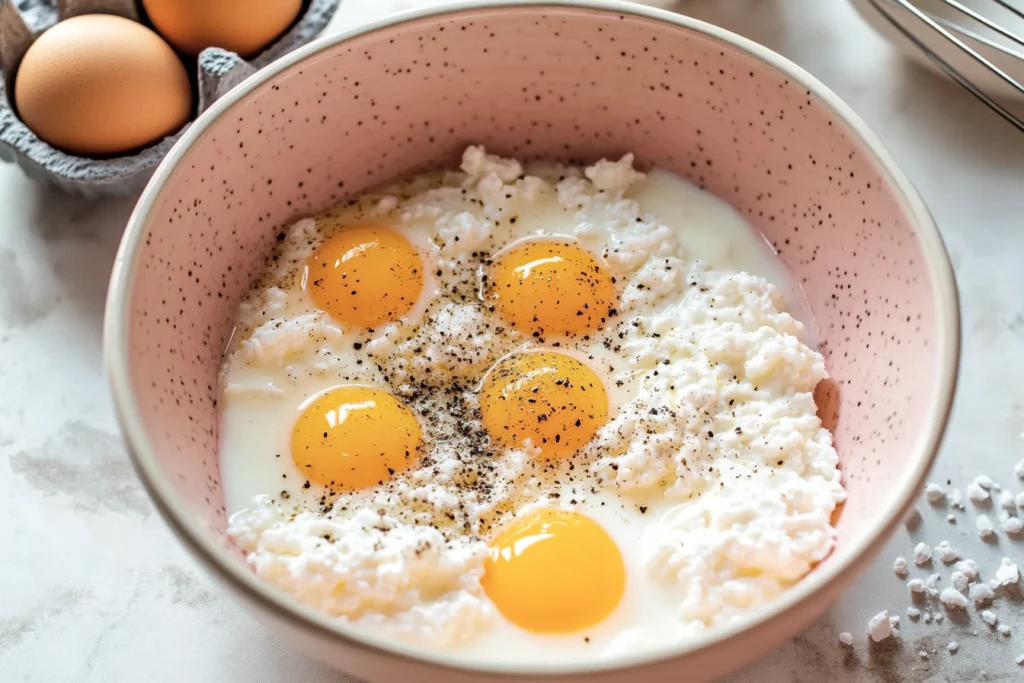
[3,1,1024,681]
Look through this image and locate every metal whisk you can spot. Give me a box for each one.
[865,0,1024,132]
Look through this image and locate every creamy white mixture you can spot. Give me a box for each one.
[220,147,844,662]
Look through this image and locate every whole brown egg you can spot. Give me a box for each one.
[14,14,193,157]
[141,0,303,58]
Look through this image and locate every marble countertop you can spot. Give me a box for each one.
[3,1,1024,681]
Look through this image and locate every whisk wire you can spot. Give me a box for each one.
[941,0,1024,48]
[992,0,1024,22]
[866,0,1024,133]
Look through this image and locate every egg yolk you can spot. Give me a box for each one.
[305,226,424,328]
[482,508,625,633]
[490,240,616,337]
[291,386,421,491]
[479,351,608,459]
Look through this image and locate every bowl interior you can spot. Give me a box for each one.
[114,0,949,661]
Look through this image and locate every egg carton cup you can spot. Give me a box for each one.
[0,0,339,198]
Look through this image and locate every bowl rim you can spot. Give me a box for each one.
[104,0,961,676]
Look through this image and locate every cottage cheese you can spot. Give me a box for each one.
[222,147,842,657]
[230,500,492,645]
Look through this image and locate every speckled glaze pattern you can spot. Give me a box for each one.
[106,4,958,682]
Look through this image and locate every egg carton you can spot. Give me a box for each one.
[0,0,339,198]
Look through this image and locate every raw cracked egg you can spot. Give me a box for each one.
[14,14,192,157]
[291,385,422,491]
[482,508,625,633]
[489,239,616,337]
[303,225,425,329]
[219,146,843,663]
[479,350,609,459]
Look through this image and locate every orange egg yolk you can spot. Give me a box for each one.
[482,508,625,633]
[305,226,424,328]
[478,351,608,459]
[291,386,421,491]
[490,240,615,337]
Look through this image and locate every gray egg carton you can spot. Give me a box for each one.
[0,0,339,198]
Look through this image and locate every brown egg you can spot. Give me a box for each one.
[141,0,303,58]
[14,14,193,158]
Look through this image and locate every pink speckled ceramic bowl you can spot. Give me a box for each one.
[104,2,959,681]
